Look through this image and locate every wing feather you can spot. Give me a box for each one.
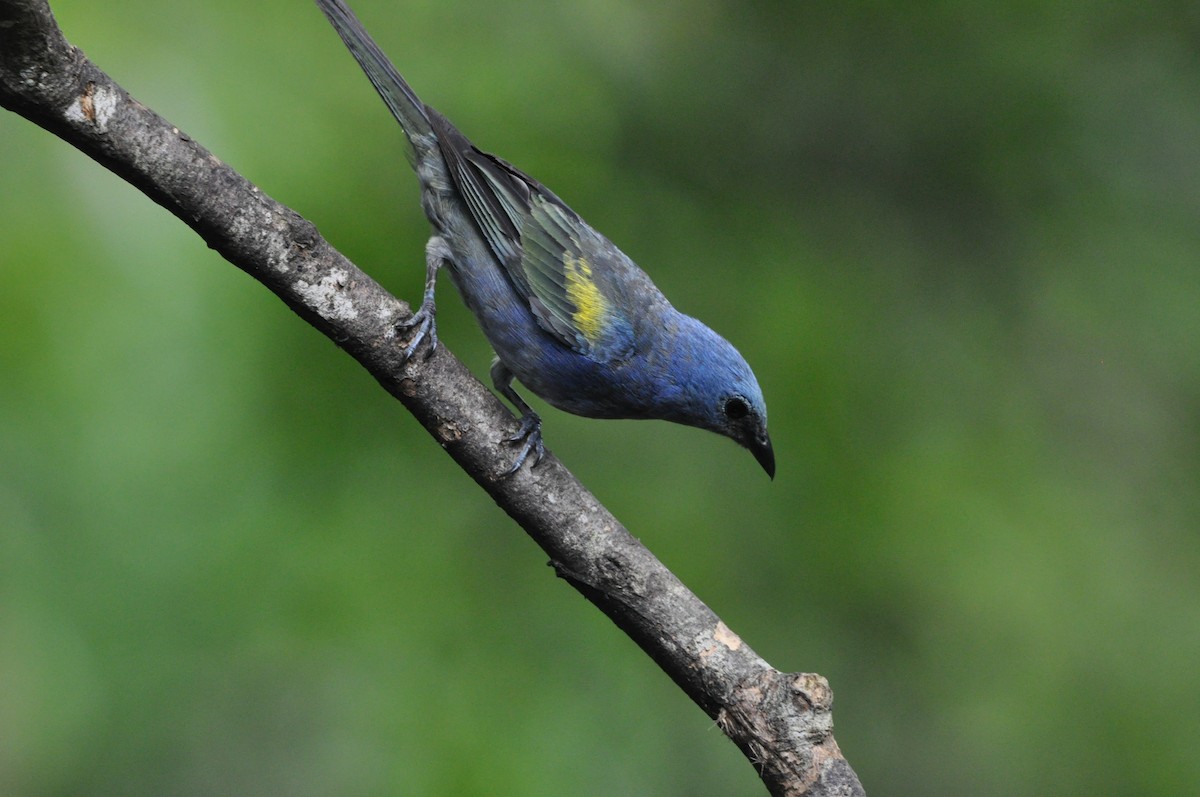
[430,113,634,360]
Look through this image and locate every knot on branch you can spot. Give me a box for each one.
[721,669,834,746]
[718,670,862,796]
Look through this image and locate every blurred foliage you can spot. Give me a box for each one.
[3,0,1200,794]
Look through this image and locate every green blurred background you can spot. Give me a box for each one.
[3,1,1199,794]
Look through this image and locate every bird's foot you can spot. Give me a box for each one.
[396,301,437,363]
[502,412,545,476]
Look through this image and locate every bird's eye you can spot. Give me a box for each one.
[723,396,750,420]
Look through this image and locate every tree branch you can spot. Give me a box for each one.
[0,1,864,794]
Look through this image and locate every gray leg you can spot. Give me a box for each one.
[397,236,449,362]
[490,358,545,475]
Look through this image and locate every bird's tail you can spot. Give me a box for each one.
[315,0,435,164]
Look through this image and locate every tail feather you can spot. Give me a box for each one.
[315,0,434,162]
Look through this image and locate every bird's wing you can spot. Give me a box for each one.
[429,114,635,362]
[474,153,637,362]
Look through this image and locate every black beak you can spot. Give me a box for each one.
[751,430,775,480]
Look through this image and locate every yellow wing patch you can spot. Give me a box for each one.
[563,253,608,345]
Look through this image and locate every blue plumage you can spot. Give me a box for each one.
[316,0,774,478]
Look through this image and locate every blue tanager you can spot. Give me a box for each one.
[315,0,774,478]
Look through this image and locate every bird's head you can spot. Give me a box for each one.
[658,316,774,479]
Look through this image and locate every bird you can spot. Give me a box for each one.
[315,0,774,478]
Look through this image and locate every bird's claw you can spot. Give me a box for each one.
[502,412,544,476]
[396,303,437,363]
